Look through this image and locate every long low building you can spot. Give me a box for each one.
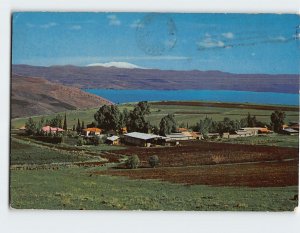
[124,132,164,147]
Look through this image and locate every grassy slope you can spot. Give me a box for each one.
[222,134,299,148]
[10,168,298,211]
[11,102,299,129]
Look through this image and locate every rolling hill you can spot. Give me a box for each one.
[11,74,112,118]
[12,64,299,93]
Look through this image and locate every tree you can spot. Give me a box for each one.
[119,108,129,128]
[195,117,213,136]
[126,154,140,169]
[63,113,67,130]
[72,124,76,131]
[151,125,160,135]
[216,117,240,136]
[47,114,63,128]
[81,120,85,130]
[127,101,151,133]
[76,119,81,133]
[246,113,257,127]
[86,122,97,128]
[148,155,159,168]
[94,105,121,132]
[25,117,36,135]
[179,122,186,128]
[270,110,286,132]
[159,114,177,136]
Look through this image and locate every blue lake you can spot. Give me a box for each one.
[85,89,299,106]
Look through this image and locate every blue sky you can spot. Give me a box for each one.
[12,12,300,74]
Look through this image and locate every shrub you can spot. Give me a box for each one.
[77,137,84,146]
[148,155,159,168]
[211,154,225,164]
[126,154,140,169]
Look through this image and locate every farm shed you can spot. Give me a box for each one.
[82,127,102,136]
[106,136,120,145]
[124,132,162,147]
[241,127,272,135]
[165,133,191,141]
[281,128,299,135]
[288,122,299,131]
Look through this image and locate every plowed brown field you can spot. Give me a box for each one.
[94,141,299,187]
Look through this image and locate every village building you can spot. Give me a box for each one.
[177,127,188,133]
[281,128,299,135]
[18,125,26,132]
[42,125,64,134]
[82,127,102,137]
[124,132,163,147]
[106,135,120,145]
[165,133,191,141]
[288,122,299,131]
[206,133,220,139]
[240,127,272,135]
[120,127,128,134]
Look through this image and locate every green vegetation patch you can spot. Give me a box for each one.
[10,139,92,165]
[222,134,299,148]
[10,168,298,211]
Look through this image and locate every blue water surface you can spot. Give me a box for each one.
[84,89,299,106]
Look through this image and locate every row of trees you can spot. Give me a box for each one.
[25,101,287,137]
[93,102,287,136]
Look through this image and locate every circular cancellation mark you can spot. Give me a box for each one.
[135,13,177,56]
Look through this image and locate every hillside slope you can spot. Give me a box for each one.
[11,75,112,118]
[12,64,299,93]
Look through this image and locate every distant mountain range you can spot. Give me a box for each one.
[11,74,112,118]
[12,64,299,93]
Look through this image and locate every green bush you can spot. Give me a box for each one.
[126,154,140,169]
[148,155,159,168]
[77,137,84,146]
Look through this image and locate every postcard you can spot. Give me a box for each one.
[10,12,299,211]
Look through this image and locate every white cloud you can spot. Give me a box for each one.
[40,22,57,29]
[70,25,82,30]
[107,15,121,26]
[222,32,234,39]
[197,37,225,49]
[271,36,287,42]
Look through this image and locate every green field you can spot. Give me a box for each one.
[222,134,299,148]
[11,101,299,129]
[10,168,298,211]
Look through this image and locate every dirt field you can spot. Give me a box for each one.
[96,160,298,187]
[110,141,298,167]
[93,141,299,187]
[152,101,299,111]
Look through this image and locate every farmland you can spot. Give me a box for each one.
[9,101,299,211]
[10,134,299,211]
[11,101,299,130]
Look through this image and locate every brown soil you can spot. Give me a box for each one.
[95,160,298,187]
[152,101,299,112]
[93,141,299,187]
[112,141,298,168]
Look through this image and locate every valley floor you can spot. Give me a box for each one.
[10,134,299,211]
